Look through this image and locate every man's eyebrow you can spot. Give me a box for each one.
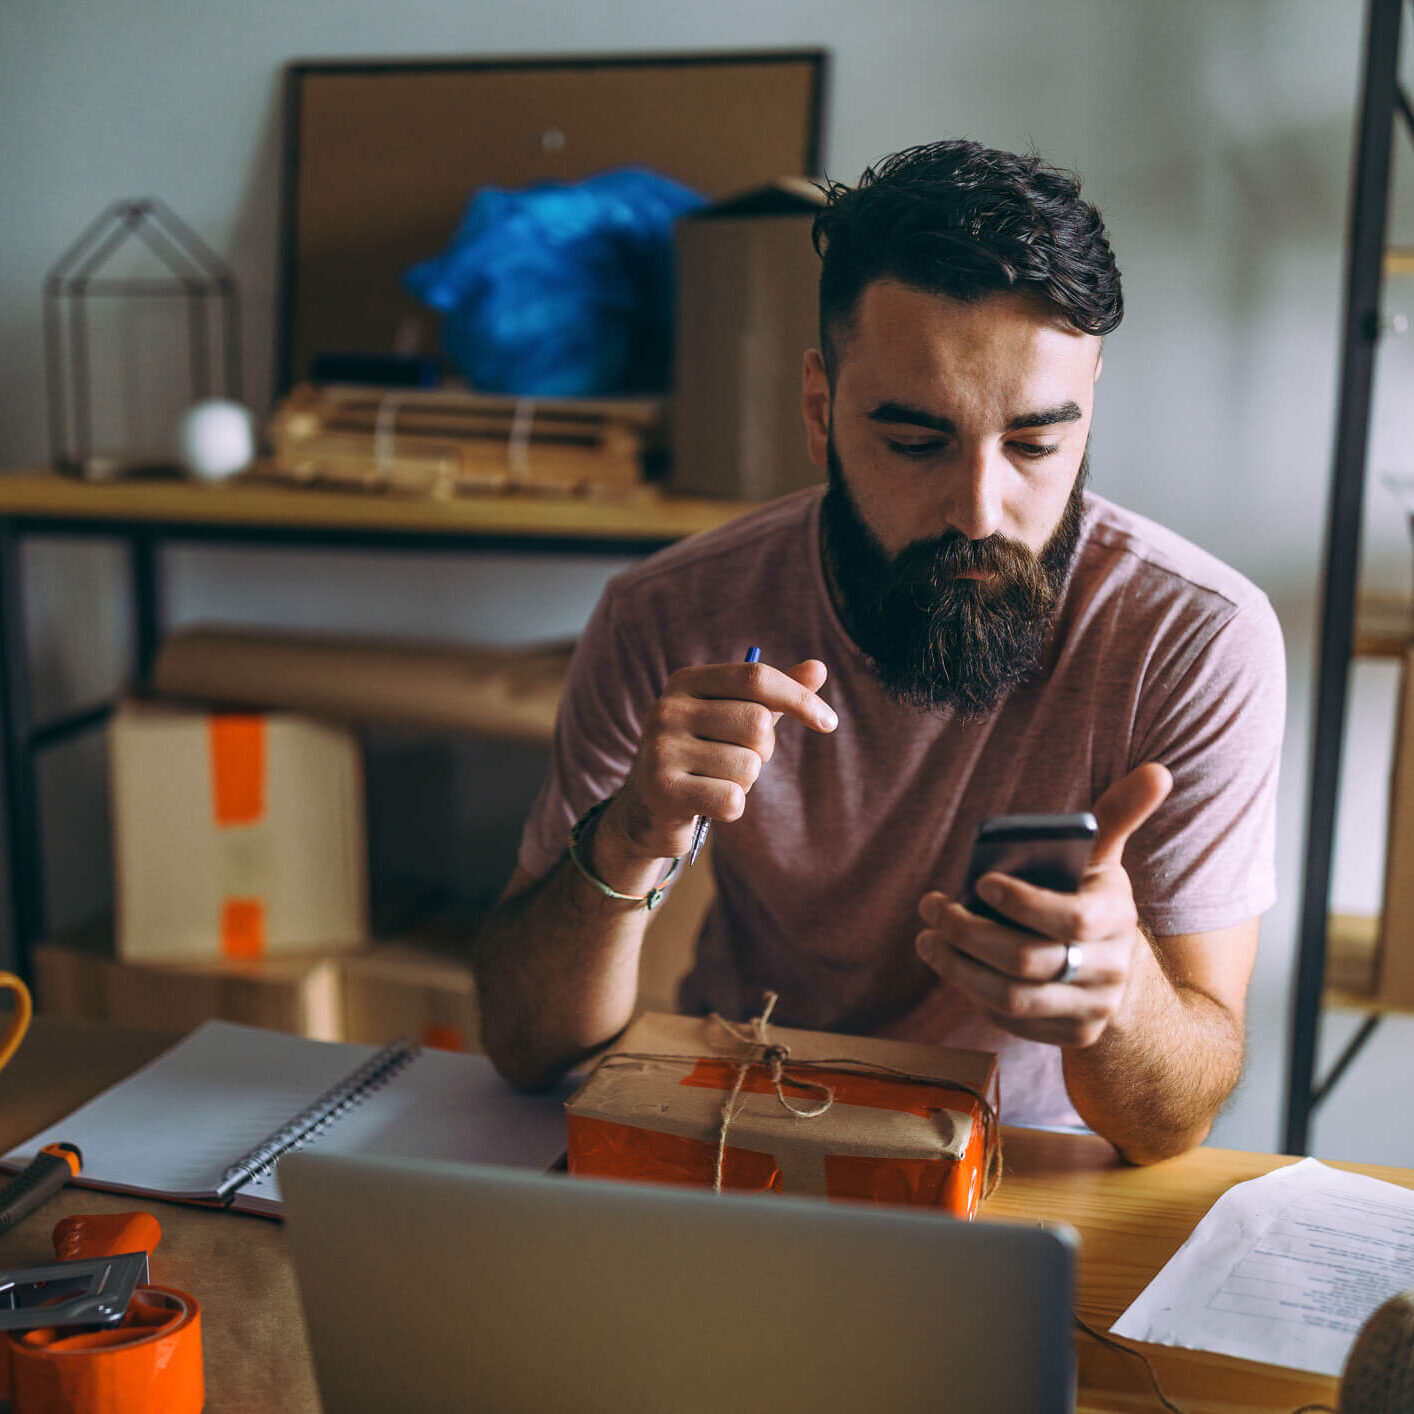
[866,400,1084,434]
[866,402,956,433]
[1005,401,1083,432]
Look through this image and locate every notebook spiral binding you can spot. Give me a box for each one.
[216,1039,419,1200]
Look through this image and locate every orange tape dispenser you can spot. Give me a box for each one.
[0,1211,204,1413]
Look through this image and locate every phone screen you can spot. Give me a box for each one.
[960,812,1098,924]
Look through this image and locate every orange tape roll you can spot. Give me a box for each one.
[7,1285,203,1414]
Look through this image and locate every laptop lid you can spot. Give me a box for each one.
[281,1149,1076,1414]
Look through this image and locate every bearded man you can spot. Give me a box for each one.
[473,140,1285,1163]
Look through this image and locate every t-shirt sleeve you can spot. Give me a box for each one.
[1124,593,1286,936]
[515,582,659,881]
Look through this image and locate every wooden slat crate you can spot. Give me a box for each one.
[265,383,666,498]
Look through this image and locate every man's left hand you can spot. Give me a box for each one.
[915,763,1173,1048]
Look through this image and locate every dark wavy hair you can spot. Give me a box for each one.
[812,139,1123,381]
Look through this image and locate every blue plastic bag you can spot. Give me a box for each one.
[404,168,706,397]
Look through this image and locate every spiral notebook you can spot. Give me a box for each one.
[1,1020,572,1217]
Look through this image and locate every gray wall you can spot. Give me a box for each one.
[3,0,1411,1158]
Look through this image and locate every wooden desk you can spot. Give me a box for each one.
[0,1017,1394,1413]
[0,467,759,986]
[984,1130,1387,1412]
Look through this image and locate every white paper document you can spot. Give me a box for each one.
[1112,1157,1414,1376]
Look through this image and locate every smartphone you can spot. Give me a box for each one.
[960,812,1099,925]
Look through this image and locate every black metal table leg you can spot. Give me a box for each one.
[130,532,162,687]
[1311,1014,1385,1112]
[0,521,44,981]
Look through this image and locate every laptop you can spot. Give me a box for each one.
[281,1150,1077,1414]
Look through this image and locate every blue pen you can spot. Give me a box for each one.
[687,646,761,866]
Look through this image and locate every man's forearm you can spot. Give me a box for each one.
[1062,934,1243,1165]
[473,806,672,1090]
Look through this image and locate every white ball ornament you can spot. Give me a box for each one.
[175,399,256,481]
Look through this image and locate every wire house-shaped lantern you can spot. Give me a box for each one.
[44,198,242,477]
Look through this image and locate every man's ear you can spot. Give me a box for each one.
[802,348,831,471]
[1094,350,1104,383]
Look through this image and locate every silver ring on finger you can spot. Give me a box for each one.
[1052,943,1083,986]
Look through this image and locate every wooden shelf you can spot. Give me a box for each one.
[0,467,761,544]
[1323,912,1414,1015]
[1387,247,1414,277]
[1324,912,1380,1008]
[1355,594,1412,658]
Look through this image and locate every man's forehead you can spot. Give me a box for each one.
[835,281,1100,415]
[852,278,1092,337]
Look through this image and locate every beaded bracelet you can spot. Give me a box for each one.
[567,798,681,911]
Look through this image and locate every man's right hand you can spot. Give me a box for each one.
[592,658,836,886]
[479,656,834,1089]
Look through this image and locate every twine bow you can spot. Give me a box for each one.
[707,992,835,1191]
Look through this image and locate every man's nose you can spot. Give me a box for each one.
[940,443,1005,541]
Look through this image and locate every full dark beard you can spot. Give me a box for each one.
[821,436,1088,719]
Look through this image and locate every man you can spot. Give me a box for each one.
[474,140,1284,1164]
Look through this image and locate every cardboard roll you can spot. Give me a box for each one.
[5,1286,203,1414]
[151,626,571,744]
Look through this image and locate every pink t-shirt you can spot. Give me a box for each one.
[517,487,1285,1128]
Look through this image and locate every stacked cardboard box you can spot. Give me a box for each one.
[341,936,479,1051]
[36,845,715,1047]
[109,699,368,965]
[34,925,346,1041]
[79,629,713,1045]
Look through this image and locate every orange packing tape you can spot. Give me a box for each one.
[209,715,268,961]
[418,1022,466,1052]
[208,715,266,826]
[7,1285,204,1414]
[219,898,266,961]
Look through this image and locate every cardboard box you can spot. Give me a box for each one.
[109,700,368,963]
[670,179,827,501]
[566,1011,999,1218]
[342,937,480,1052]
[33,925,347,1040]
[1378,645,1414,1003]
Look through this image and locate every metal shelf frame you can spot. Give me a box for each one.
[1283,0,1414,1153]
[0,509,702,986]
